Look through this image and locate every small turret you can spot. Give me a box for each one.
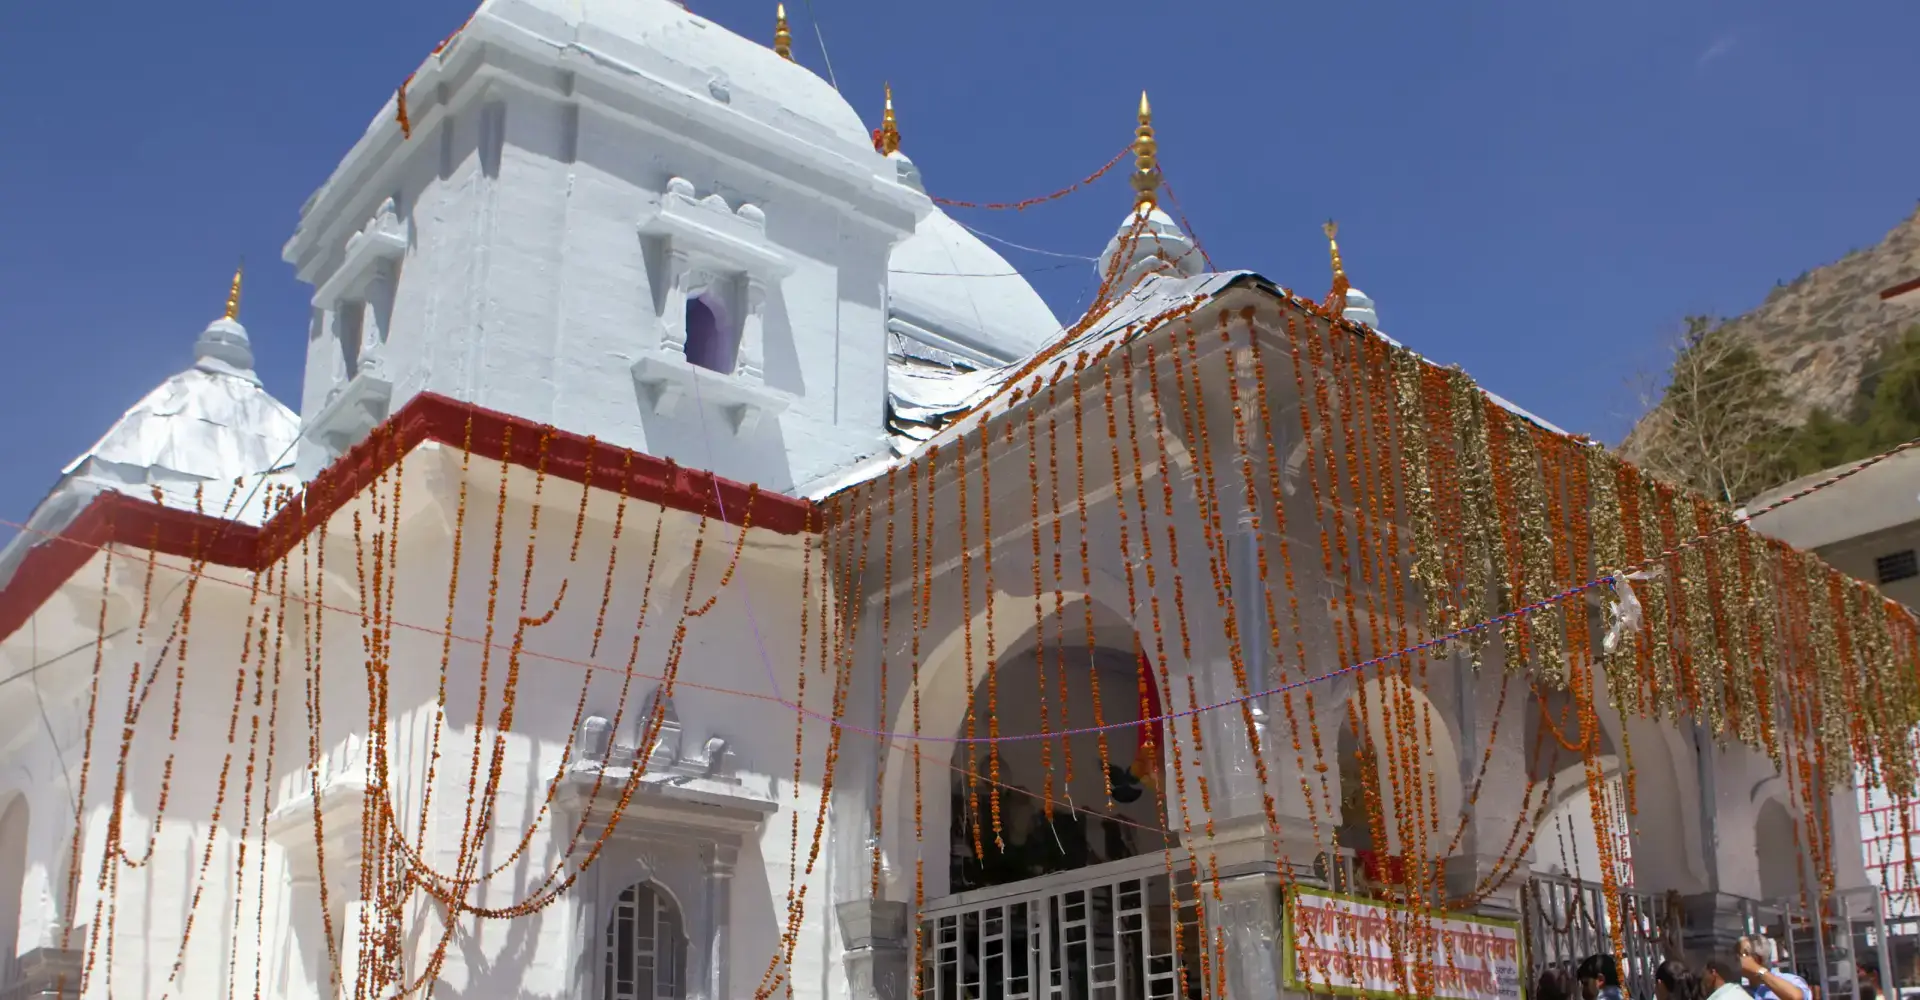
[1322,222,1382,329]
[195,262,257,376]
[1095,92,1201,290]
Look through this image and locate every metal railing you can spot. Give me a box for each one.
[1743,887,1894,1000]
[1523,874,1678,1000]
[918,853,1201,1000]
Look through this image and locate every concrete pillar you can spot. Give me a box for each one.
[339,898,372,1000]
[739,276,769,383]
[1445,651,1533,915]
[701,844,738,1000]
[836,900,913,1000]
[1678,891,1751,963]
[1214,864,1288,998]
[661,247,692,356]
[279,873,329,1000]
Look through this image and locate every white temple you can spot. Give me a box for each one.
[0,3,1892,1000]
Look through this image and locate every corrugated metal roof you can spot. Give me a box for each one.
[881,269,1574,466]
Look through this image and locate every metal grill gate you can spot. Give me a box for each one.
[1523,875,1677,1000]
[918,855,1201,1000]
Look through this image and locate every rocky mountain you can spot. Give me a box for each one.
[1675,205,1920,425]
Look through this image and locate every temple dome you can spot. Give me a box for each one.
[68,318,300,499]
[1343,287,1381,329]
[0,304,300,586]
[885,152,1061,365]
[1096,207,1204,290]
[477,0,874,152]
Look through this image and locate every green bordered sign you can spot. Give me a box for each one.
[1282,885,1528,1000]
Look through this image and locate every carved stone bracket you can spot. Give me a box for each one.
[304,369,395,458]
[565,687,778,835]
[630,353,791,436]
[313,197,408,311]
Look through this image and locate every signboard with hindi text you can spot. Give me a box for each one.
[1283,885,1526,1000]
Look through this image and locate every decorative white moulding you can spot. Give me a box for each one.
[631,353,791,437]
[313,198,408,310]
[638,177,790,277]
[563,689,779,836]
[305,370,395,456]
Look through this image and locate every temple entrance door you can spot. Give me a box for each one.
[921,630,1201,999]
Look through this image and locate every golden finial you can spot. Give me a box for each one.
[876,83,901,155]
[1130,91,1160,213]
[773,3,793,60]
[224,261,244,322]
[1323,220,1351,316]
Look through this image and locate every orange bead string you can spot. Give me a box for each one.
[1023,385,1056,820]
[1071,354,1117,804]
[929,145,1128,211]
[978,418,1005,848]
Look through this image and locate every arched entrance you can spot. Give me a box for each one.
[947,642,1171,894]
[1525,686,1633,882]
[908,590,1198,1000]
[1333,673,1463,893]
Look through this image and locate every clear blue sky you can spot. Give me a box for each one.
[1,0,1916,529]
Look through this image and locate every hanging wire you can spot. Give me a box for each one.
[959,222,1099,262]
[801,0,840,90]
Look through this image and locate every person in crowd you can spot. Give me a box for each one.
[1580,954,1626,1000]
[1658,958,1704,1000]
[1538,967,1581,1000]
[1800,968,1823,1000]
[1705,956,1757,1000]
[1739,935,1809,1000]
[1859,961,1884,1000]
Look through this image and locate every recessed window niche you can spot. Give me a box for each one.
[683,293,738,374]
[632,176,796,436]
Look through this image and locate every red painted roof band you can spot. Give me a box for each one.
[0,391,815,644]
[1882,275,1920,301]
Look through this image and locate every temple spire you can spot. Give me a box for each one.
[876,83,901,155]
[195,259,257,374]
[1130,91,1160,213]
[224,261,244,321]
[1323,221,1350,316]
[773,4,793,60]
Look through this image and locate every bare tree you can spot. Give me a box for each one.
[1622,316,1790,505]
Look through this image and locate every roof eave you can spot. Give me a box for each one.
[0,392,817,645]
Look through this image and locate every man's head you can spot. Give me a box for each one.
[1580,955,1623,998]
[1704,956,1742,993]
[1740,936,1776,971]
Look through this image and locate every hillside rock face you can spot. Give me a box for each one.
[1698,205,1920,424]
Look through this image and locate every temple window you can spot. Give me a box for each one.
[683,293,738,374]
[336,306,364,377]
[603,881,687,1000]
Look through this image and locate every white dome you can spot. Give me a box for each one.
[482,0,873,152]
[886,164,1061,365]
[1096,207,1204,290]
[0,313,301,587]
[64,315,299,512]
[1343,287,1381,330]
